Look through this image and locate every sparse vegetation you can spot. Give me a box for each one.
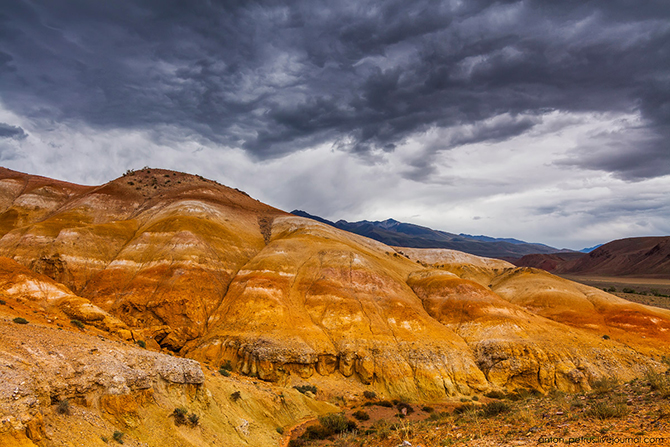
[112,430,125,444]
[172,407,188,425]
[276,427,284,434]
[363,390,377,399]
[56,399,70,415]
[592,377,618,395]
[480,401,510,417]
[12,317,28,324]
[293,384,317,395]
[353,410,370,421]
[220,360,233,371]
[230,391,242,402]
[101,435,109,443]
[0,299,5,305]
[484,390,505,399]
[587,401,629,419]
[218,367,230,377]
[375,400,394,407]
[188,413,199,426]
[70,319,85,329]
[136,339,146,348]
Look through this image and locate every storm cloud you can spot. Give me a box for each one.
[0,0,669,248]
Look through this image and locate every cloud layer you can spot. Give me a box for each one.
[0,0,669,248]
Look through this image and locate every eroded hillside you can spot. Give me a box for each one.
[1,167,669,445]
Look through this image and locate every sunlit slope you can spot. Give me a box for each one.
[0,168,668,400]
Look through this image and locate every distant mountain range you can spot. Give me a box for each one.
[514,237,670,278]
[290,210,565,259]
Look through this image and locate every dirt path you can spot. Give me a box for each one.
[279,417,317,447]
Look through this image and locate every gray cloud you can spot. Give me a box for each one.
[0,122,27,140]
[0,0,668,180]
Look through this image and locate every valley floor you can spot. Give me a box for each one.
[559,275,670,310]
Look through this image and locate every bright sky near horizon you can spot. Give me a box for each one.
[0,1,669,249]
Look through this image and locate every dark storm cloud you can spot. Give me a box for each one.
[1,0,669,178]
[0,123,27,140]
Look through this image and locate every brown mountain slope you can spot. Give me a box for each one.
[512,252,585,273]
[562,236,670,278]
[0,167,669,407]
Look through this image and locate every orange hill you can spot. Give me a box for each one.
[0,167,669,405]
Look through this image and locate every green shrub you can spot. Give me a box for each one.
[422,406,435,413]
[352,410,370,421]
[288,439,307,447]
[471,396,479,401]
[293,385,317,395]
[12,317,28,324]
[645,369,670,394]
[276,427,284,434]
[0,299,6,305]
[218,368,230,377]
[480,401,510,417]
[623,288,635,294]
[113,430,125,444]
[101,435,109,443]
[56,399,70,415]
[136,340,146,348]
[363,390,377,399]
[231,391,242,402]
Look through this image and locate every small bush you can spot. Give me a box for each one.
[172,407,188,425]
[375,400,393,407]
[396,401,414,414]
[70,319,85,329]
[602,335,610,340]
[101,435,109,443]
[302,425,332,440]
[221,360,233,371]
[318,412,357,434]
[288,439,307,447]
[481,401,510,417]
[0,299,6,305]
[276,427,284,434]
[218,368,230,377]
[188,413,199,426]
[231,391,242,402]
[136,340,146,348]
[56,399,70,415]
[623,288,636,294]
[645,369,670,394]
[592,377,618,395]
[422,406,434,413]
[453,404,477,415]
[484,390,505,399]
[113,430,125,444]
[12,317,28,324]
[293,384,317,395]
[352,410,370,421]
[460,397,469,402]
[472,396,479,401]
[587,402,629,419]
[363,390,377,399]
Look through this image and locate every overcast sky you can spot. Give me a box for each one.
[1,0,669,249]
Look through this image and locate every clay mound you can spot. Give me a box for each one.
[0,167,669,402]
[562,236,670,278]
